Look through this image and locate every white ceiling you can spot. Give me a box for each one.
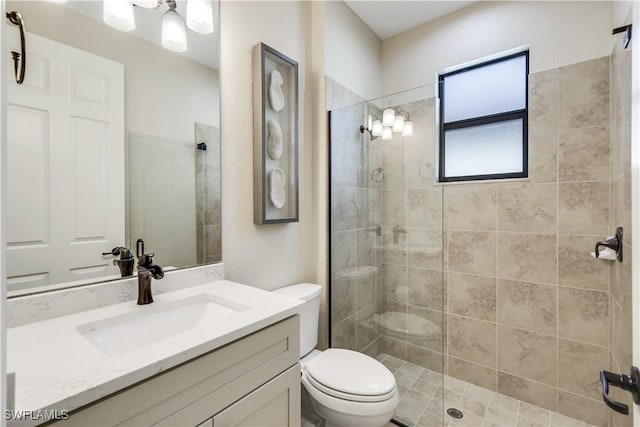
[344,1,476,40]
[64,0,219,69]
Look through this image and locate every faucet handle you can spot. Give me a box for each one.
[136,239,145,258]
[102,247,120,256]
[102,247,133,259]
[138,252,156,267]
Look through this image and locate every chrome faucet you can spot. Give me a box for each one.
[136,239,164,305]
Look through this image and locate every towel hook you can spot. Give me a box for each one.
[6,11,26,85]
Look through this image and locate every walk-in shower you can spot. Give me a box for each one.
[328,25,633,425]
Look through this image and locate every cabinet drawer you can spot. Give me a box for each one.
[212,365,300,427]
[54,315,299,426]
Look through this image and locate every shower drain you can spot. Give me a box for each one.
[447,408,464,419]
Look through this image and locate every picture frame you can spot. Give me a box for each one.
[252,42,299,224]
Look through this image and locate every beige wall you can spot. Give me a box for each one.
[382,1,613,95]
[220,1,317,291]
[324,1,383,100]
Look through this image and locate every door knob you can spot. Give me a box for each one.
[600,367,640,415]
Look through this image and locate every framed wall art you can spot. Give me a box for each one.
[252,42,299,224]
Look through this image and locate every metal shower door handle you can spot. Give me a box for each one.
[600,367,640,415]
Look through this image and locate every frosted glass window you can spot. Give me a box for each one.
[439,50,528,182]
[444,119,524,178]
[444,55,527,122]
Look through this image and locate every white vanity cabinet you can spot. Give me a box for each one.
[52,316,300,427]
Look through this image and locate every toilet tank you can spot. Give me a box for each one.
[272,283,322,357]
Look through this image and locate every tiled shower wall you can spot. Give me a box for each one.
[195,124,222,264]
[378,57,616,427]
[608,24,633,427]
[444,57,612,426]
[328,77,383,357]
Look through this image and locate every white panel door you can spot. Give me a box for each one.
[6,28,125,291]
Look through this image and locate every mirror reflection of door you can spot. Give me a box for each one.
[4,0,221,297]
[7,28,125,292]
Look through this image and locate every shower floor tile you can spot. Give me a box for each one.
[377,353,594,427]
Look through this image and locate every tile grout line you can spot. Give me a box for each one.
[555,76,561,412]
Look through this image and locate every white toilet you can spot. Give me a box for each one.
[273,283,399,427]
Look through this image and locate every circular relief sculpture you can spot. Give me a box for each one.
[267,120,283,160]
[269,70,285,112]
[269,167,286,209]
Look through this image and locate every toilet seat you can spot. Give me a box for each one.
[304,371,397,402]
[301,374,399,420]
[302,349,396,403]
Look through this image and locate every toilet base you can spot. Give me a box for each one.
[307,396,396,427]
[302,377,398,427]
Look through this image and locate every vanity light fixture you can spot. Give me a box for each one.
[402,119,413,137]
[371,120,383,137]
[392,114,405,133]
[186,0,214,34]
[360,108,414,141]
[382,108,395,127]
[97,0,215,51]
[103,0,136,32]
[162,0,188,52]
[381,127,393,141]
[135,0,161,8]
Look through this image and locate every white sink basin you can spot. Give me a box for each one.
[77,294,250,356]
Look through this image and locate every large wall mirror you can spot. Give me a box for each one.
[5,0,220,297]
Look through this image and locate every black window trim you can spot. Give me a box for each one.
[438,50,530,183]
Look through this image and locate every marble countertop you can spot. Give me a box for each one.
[7,280,303,423]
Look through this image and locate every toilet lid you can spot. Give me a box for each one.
[304,349,396,401]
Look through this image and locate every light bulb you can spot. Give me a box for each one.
[103,0,135,32]
[162,8,188,52]
[381,127,393,141]
[134,0,158,8]
[187,0,214,34]
[371,120,383,137]
[393,115,405,133]
[367,114,373,130]
[382,108,395,127]
[402,120,414,137]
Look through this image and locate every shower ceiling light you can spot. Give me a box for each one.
[382,108,395,127]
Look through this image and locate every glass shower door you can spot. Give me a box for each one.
[329,84,445,427]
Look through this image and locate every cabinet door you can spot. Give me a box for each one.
[213,365,300,427]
